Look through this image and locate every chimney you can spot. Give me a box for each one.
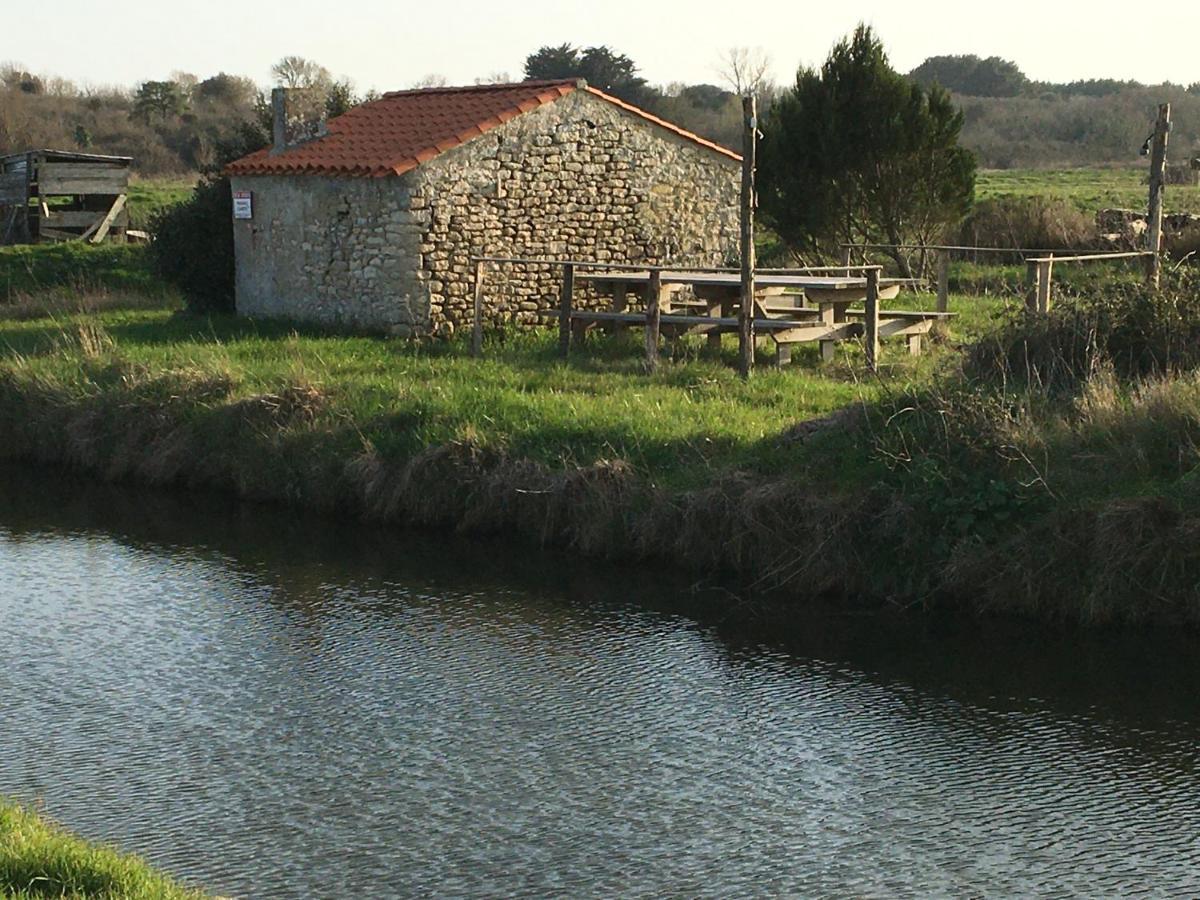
[271,87,328,155]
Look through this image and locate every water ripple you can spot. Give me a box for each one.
[1,524,1199,898]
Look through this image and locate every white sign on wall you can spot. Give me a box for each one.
[233,190,253,220]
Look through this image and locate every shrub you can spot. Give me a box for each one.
[967,269,1200,388]
[955,196,1098,256]
[150,176,234,314]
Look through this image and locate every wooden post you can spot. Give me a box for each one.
[471,260,485,357]
[1036,258,1053,313]
[607,282,628,334]
[936,249,950,313]
[20,151,32,243]
[707,299,723,352]
[840,244,853,277]
[1147,102,1170,288]
[737,93,757,379]
[558,262,575,357]
[644,268,662,371]
[865,267,880,371]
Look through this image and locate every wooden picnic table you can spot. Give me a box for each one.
[568,269,941,365]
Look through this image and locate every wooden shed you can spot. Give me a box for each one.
[0,150,132,245]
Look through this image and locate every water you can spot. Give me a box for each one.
[2,463,1199,898]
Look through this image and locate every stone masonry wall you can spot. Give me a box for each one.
[412,90,741,333]
[230,174,428,333]
[232,90,740,334]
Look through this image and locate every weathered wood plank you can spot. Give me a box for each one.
[471,260,485,358]
[40,209,128,229]
[878,318,935,339]
[39,162,129,183]
[936,249,950,313]
[36,162,130,196]
[864,268,880,370]
[1035,259,1053,313]
[606,282,628,335]
[772,322,862,344]
[37,178,129,197]
[1147,102,1170,288]
[0,171,26,204]
[37,226,80,242]
[644,269,662,371]
[85,194,127,243]
[558,262,575,358]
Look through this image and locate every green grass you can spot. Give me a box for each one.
[0,244,162,302]
[977,167,1200,215]
[126,177,196,231]
[0,306,904,489]
[0,288,1003,490]
[0,799,201,899]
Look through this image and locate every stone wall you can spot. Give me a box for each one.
[410,90,741,333]
[232,89,741,334]
[230,173,428,333]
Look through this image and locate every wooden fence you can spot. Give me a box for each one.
[841,242,1156,313]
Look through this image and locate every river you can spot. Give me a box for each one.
[1,462,1198,897]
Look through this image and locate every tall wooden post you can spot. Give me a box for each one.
[1036,258,1053,313]
[1147,103,1170,288]
[841,244,853,277]
[644,268,662,371]
[471,260,485,357]
[936,249,950,313]
[558,262,575,357]
[1025,260,1039,311]
[737,93,757,379]
[864,267,880,371]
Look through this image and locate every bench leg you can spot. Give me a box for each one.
[775,343,792,368]
[707,301,723,352]
[907,334,922,355]
[572,319,593,347]
[607,284,628,335]
[820,340,836,363]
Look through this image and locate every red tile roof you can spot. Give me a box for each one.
[225,80,740,178]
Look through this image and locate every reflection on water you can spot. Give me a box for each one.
[1,463,1199,898]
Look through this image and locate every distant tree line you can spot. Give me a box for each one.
[3,45,1195,177]
[908,54,1200,167]
[0,57,374,175]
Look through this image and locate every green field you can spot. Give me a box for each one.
[977,167,1200,214]
[125,176,197,231]
[0,799,201,899]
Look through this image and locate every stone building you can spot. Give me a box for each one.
[225,79,741,335]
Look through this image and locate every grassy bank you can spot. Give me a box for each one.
[1,276,1198,625]
[0,800,200,899]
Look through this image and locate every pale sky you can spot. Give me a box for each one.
[9,0,1200,91]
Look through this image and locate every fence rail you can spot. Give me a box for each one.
[840,242,1157,314]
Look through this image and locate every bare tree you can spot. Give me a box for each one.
[271,56,332,90]
[718,47,772,96]
[410,74,449,89]
[474,72,513,85]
